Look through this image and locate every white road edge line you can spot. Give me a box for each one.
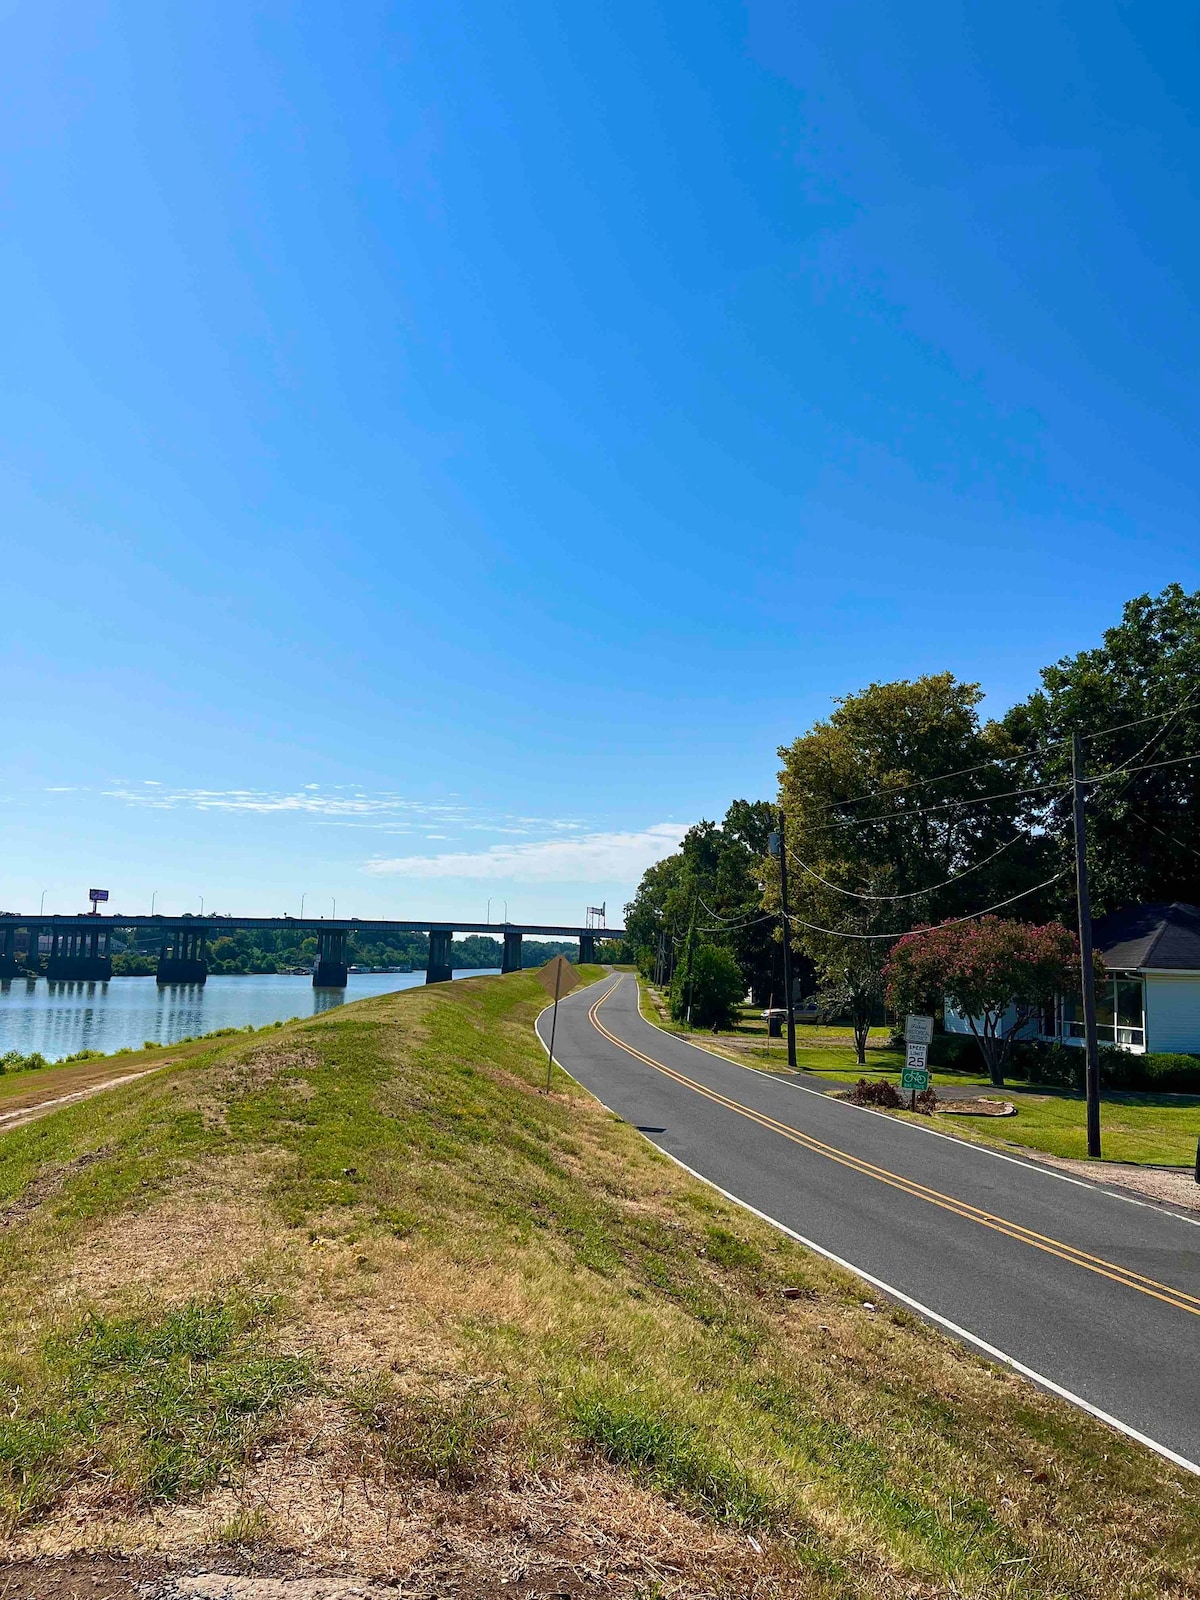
[535,976,1200,1480]
[630,977,1200,1228]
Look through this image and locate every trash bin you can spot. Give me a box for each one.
[767,1013,783,1038]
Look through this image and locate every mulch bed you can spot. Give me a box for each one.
[934,1097,1016,1117]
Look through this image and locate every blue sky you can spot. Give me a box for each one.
[2,0,1198,925]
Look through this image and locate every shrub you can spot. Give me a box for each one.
[0,1051,49,1076]
[846,1078,902,1109]
[926,1034,984,1072]
[1111,1050,1200,1093]
[951,1038,1200,1094]
[669,945,744,1029]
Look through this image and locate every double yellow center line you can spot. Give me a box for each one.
[589,979,1200,1319]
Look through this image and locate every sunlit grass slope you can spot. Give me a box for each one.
[0,970,1196,1595]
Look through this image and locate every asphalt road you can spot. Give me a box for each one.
[539,973,1200,1471]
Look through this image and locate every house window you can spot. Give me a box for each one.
[1062,972,1144,1049]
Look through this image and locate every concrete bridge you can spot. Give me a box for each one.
[0,914,624,988]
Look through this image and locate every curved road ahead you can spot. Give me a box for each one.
[539,974,1200,1471]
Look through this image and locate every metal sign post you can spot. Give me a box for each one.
[902,1015,933,1106]
[537,955,580,1093]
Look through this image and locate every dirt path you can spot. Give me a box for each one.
[0,1057,176,1132]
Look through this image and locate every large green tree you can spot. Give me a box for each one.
[1001,583,1200,914]
[623,800,783,1003]
[774,675,1055,1027]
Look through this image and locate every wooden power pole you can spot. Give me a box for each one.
[1071,733,1102,1160]
[776,808,798,1070]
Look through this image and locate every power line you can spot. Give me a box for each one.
[786,828,1032,902]
[1092,695,1200,785]
[1090,749,1200,784]
[785,868,1070,943]
[696,896,751,925]
[815,778,1070,833]
[805,750,1197,842]
[800,694,1200,819]
[1128,810,1200,864]
[696,897,776,934]
[697,914,775,934]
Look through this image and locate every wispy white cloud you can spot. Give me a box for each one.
[96,784,589,844]
[365,822,689,883]
[100,784,474,823]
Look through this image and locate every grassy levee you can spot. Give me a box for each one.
[0,970,1197,1595]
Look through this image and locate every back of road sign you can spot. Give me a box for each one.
[537,955,580,1000]
[905,1014,934,1046]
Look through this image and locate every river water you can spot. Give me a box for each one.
[0,970,500,1062]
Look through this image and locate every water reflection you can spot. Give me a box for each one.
[0,970,498,1061]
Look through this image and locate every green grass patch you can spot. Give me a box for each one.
[569,1388,784,1529]
[926,1083,1200,1166]
[0,1294,313,1530]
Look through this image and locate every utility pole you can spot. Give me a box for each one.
[682,896,698,1026]
[769,811,798,1069]
[1072,734,1102,1159]
[777,809,798,1069]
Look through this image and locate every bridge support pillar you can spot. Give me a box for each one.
[0,925,17,979]
[46,922,112,981]
[314,929,348,987]
[579,932,596,964]
[157,926,208,984]
[501,930,523,974]
[426,928,454,985]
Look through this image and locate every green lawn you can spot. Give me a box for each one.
[923,1085,1200,1168]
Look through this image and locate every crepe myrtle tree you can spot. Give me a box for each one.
[885,917,1094,1088]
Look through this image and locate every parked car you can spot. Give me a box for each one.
[759,999,820,1024]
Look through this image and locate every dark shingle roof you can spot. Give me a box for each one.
[1092,903,1200,971]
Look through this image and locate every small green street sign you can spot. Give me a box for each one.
[900,1066,931,1092]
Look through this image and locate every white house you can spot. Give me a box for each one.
[944,902,1200,1057]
